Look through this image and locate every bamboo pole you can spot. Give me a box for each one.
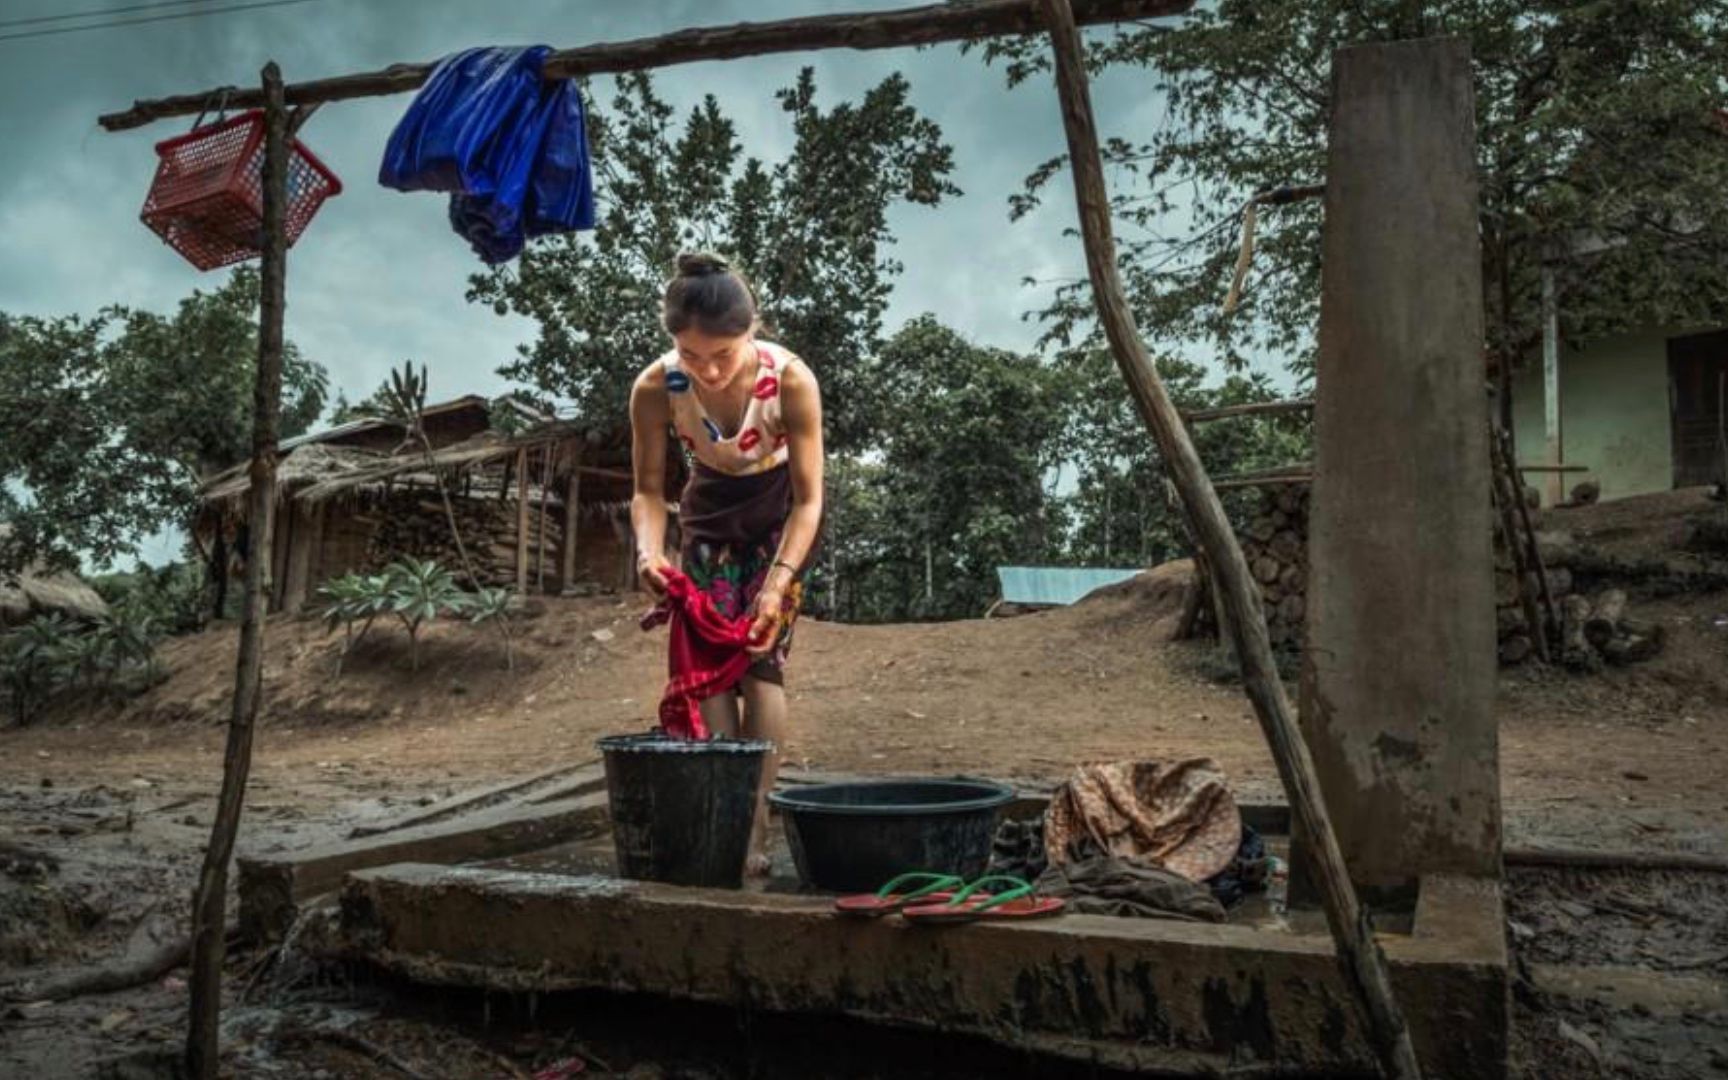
[185,61,288,1080]
[515,448,530,596]
[1034,2,1421,1076]
[536,445,552,593]
[1182,399,1314,423]
[1489,422,1551,665]
[1496,423,1557,648]
[562,443,583,591]
[98,0,1191,132]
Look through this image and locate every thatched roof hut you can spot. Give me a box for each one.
[0,525,110,626]
[196,397,677,614]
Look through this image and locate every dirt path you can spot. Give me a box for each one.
[5,569,1728,856]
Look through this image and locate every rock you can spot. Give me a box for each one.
[1570,479,1601,506]
[1556,1019,1604,1065]
[1498,634,1533,665]
[590,628,615,643]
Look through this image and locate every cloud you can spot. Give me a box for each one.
[4,1,1234,392]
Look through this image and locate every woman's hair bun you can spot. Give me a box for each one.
[675,251,730,278]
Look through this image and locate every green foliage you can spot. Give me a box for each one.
[90,560,211,637]
[468,70,959,452]
[978,1,1728,376]
[0,607,162,726]
[387,557,466,669]
[1062,348,1309,567]
[464,586,518,671]
[0,268,328,574]
[316,559,511,673]
[1,613,75,725]
[816,317,1069,622]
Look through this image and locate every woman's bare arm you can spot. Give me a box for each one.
[629,363,672,590]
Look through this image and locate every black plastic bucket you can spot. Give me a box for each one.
[597,733,770,889]
[768,779,1014,893]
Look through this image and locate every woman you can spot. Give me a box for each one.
[629,252,824,875]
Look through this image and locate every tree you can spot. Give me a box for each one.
[468,70,959,452]
[1061,347,1309,568]
[0,268,327,574]
[818,317,1069,622]
[979,1,1728,385]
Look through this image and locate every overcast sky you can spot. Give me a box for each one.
[0,0,1270,564]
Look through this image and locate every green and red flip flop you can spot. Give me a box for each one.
[832,872,966,918]
[900,874,1066,924]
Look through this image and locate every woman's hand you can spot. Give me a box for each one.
[747,585,785,657]
[638,553,671,596]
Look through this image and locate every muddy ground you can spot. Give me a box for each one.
[3,489,1727,1076]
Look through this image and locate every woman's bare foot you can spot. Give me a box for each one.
[745,850,772,878]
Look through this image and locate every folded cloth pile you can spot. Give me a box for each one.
[1044,758,1243,881]
[380,46,596,263]
[987,758,1267,922]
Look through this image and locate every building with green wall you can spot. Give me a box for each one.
[1512,324,1728,506]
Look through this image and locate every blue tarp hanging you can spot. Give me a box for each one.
[379,46,596,264]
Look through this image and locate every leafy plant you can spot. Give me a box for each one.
[0,613,74,725]
[385,558,467,671]
[464,586,518,671]
[316,571,393,674]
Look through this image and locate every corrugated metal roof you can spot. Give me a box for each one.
[996,566,1142,607]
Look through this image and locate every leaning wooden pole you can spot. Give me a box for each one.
[185,62,289,1080]
[98,0,1190,132]
[1034,2,1421,1076]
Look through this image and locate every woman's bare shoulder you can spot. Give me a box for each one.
[635,352,675,392]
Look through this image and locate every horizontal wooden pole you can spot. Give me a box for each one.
[1514,464,1590,473]
[1215,463,1313,484]
[98,0,1192,132]
[1213,475,1312,491]
[1182,399,1314,423]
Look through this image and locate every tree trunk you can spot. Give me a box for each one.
[208,531,229,621]
[185,62,288,1080]
[1035,4,1420,1076]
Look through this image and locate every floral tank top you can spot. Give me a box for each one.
[661,340,795,477]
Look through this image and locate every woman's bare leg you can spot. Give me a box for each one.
[698,691,742,739]
[740,676,787,876]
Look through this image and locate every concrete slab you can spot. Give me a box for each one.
[238,792,608,940]
[339,864,1508,1078]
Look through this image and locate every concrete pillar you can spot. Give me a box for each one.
[1298,37,1501,901]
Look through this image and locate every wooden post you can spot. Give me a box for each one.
[515,447,530,596]
[1542,264,1562,507]
[562,442,582,592]
[186,61,288,1080]
[98,0,1191,132]
[1034,3,1421,1076]
[536,445,552,593]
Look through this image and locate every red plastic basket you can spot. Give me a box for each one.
[140,110,343,271]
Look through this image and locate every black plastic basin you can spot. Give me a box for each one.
[768,779,1015,893]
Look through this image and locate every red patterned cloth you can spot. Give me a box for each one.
[640,567,761,740]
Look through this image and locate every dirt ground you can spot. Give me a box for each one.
[3,488,1727,1076]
